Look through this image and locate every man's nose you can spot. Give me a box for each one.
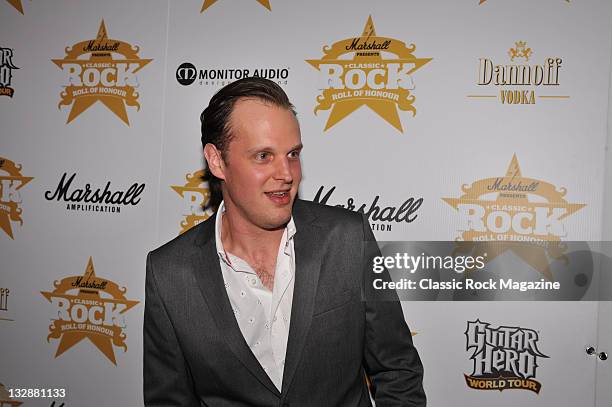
[273,157,293,183]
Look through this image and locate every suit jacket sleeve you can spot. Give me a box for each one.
[361,215,426,406]
[143,252,201,407]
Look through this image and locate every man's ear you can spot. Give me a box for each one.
[203,143,226,180]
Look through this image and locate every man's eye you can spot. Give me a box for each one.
[288,151,300,159]
[255,152,269,160]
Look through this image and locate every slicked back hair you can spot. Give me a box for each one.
[199,77,297,211]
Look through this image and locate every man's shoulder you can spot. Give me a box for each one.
[149,215,215,261]
[294,199,364,229]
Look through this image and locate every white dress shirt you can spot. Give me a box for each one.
[215,201,296,390]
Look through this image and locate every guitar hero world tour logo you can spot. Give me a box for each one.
[0,157,33,239]
[307,16,431,132]
[464,319,548,393]
[0,46,19,97]
[52,20,152,125]
[171,169,213,234]
[468,41,567,105]
[41,257,139,365]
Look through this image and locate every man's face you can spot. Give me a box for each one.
[215,98,302,231]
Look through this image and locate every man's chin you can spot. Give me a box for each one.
[260,211,293,231]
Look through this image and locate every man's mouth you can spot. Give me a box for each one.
[265,190,291,204]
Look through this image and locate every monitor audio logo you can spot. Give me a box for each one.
[171,170,213,234]
[464,319,548,393]
[176,62,289,87]
[0,157,33,239]
[52,20,152,125]
[307,16,431,132]
[41,257,139,365]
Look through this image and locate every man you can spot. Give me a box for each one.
[144,77,425,406]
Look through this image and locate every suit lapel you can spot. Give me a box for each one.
[281,201,325,394]
[192,215,280,396]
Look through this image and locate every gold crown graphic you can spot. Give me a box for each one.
[508,41,532,62]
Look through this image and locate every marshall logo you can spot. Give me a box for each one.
[307,16,431,132]
[0,157,33,239]
[4,0,26,14]
[41,257,139,365]
[468,41,567,104]
[313,186,423,232]
[201,0,270,12]
[464,319,548,393]
[52,20,152,125]
[0,383,22,406]
[176,62,289,87]
[0,47,18,97]
[171,169,213,234]
[443,154,585,278]
[44,172,145,214]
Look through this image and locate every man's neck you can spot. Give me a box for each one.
[220,206,285,267]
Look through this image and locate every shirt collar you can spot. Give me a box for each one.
[215,200,297,262]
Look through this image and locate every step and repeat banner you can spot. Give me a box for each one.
[2,1,612,406]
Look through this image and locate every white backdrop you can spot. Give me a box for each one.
[1,1,612,406]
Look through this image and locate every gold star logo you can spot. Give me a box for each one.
[443,154,585,278]
[52,20,152,125]
[201,0,271,12]
[0,157,33,239]
[171,169,213,234]
[41,257,139,365]
[5,0,25,14]
[307,16,431,132]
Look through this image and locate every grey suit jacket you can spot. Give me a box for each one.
[144,199,425,406]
